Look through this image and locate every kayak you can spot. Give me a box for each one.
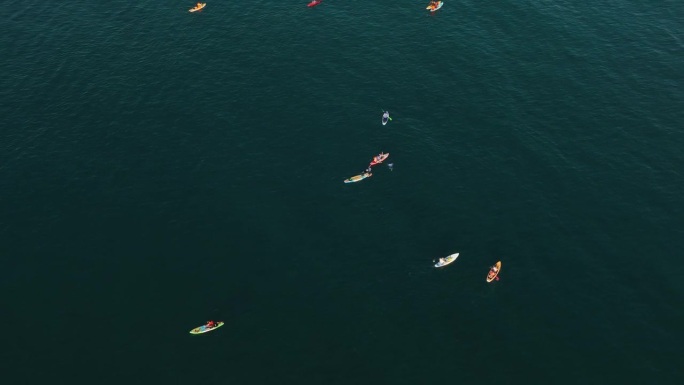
[344,173,372,183]
[369,152,389,166]
[486,261,501,282]
[189,3,206,12]
[189,321,224,334]
[382,111,390,126]
[307,0,322,7]
[434,252,459,268]
[426,1,443,12]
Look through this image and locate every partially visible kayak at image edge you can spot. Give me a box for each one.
[189,2,206,12]
[426,1,443,12]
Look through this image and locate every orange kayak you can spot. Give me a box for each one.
[486,261,501,282]
[189,3,206,12]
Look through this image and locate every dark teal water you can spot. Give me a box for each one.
[2,0,683,383]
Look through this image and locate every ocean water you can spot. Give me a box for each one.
[2,1,682,384]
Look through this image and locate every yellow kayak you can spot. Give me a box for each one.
[189,3,207,12]
[344,172,372,184]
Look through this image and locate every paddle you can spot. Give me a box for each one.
[381,109,393,121]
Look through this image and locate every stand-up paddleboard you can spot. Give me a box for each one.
[486,261,501,282]
[344,173,372,184]
[382,111,390,126]
[307,0,322,7]
[426,1,443,12]
[434,252,459,268]
[189,321,224,334]
[189,3,206,12]
[369,153,389,166]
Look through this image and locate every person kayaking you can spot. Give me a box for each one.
[206,320,216,328]
[488,265,500,281]
[428,1,439,9]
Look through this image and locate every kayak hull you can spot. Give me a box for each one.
[486,261,501,282]
[189,3,207,12]
[189,321,224,334]
[307,0,321,7]
[369,153,389,166]
[435,252,459,268]
[344,173,371,183]
[382,112,389,125]
[426,2,443,12]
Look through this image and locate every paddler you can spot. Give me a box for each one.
[488,265,500,281]
[206,320,216,328]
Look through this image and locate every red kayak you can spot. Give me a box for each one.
[307,0,321,7]
[369,152,389,166]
